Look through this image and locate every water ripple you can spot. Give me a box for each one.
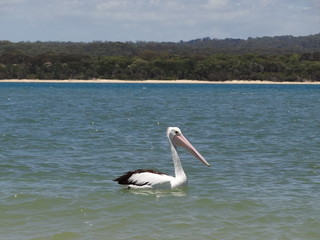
[1,83,320,240]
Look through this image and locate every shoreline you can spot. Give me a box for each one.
[1,79,320,84]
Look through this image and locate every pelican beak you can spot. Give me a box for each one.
[172,133,211,167]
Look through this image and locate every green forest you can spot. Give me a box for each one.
[1,33,320,81]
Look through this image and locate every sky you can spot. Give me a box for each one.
[0,0,319,42]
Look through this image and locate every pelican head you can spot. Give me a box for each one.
[167,127,211,167]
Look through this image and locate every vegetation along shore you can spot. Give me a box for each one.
[1,33,319,82]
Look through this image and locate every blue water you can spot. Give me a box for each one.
[0,82,320,240]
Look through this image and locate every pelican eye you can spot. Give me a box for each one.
[175,130,179,134]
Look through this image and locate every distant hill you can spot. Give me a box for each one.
[181,34,320,54]
[1,33,320,56]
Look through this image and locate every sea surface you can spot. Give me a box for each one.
[0,82,319,240]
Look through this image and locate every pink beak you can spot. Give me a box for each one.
[172,133,211,167]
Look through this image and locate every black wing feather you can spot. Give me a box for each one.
[113,169,165,186]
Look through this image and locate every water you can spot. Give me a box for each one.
[0,82,319,240]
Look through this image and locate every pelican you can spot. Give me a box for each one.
[113,127,211,189]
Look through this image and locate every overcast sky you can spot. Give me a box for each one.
[0,0,319,42]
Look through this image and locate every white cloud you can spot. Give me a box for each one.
[96,0,128,11]
[205,0,228,9]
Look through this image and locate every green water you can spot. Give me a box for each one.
[0,83,319,240]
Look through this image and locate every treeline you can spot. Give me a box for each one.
[1,33,320,56]
[1,51,319,81]
[0,33,319,81]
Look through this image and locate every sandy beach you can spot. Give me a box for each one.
[1,79,320,84]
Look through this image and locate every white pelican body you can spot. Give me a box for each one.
[113,127,211,189]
